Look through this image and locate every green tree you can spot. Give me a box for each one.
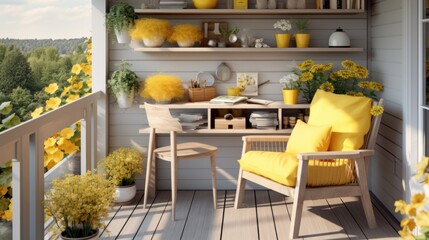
[0,50,39,94]
[8,87,35,121]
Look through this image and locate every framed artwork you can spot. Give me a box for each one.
[237,72,258,96]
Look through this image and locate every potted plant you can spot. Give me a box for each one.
[168,24,203,47]
[99,147,144,203]
[130,18,171,47]
[107,60,140,108]
[45,172,115,239]
[280,73,300,104]
[106,2,137,44]
[294,19,310,48]
[140,74,185,103]
[273,19,292,48]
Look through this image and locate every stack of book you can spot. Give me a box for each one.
[174,113,207,130]
[159,0,187,9]
[249,111,278,129]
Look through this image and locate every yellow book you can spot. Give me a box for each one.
[234,0,248,9]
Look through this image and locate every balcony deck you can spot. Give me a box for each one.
[95,190,399,240]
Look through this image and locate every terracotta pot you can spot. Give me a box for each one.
[275,33,291,48]
[295,33,311,48]
[60,229,99,240]
[282,89,298,104]
[116,183,136,203]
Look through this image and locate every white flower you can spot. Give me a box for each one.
[280,73,299,89]
[273,19,292,32]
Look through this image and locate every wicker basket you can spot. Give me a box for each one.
[188,87,216,102]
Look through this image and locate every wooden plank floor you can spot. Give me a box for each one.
[97,190,399,240]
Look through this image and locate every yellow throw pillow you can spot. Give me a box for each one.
[285,120,332,155]
[238,151,298,186]
[308,90,372,151]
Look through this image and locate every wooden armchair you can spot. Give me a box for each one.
[234,94,383,239]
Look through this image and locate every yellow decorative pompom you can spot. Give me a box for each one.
[141,74,185,102]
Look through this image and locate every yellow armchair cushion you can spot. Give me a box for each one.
[238,151,298,186]
[307,159,355,187]
[308,90,372,151]
[285,120,332,155]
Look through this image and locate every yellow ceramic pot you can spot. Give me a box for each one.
[282,89,298,104]
[295,33,311,48]
[275,33,291,48]
[227,86,241,96]
[193,0,218,9]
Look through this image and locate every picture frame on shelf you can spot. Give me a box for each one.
[237,72,258,96]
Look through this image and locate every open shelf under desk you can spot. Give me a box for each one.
[139,101,310,109]
[139,128,293,135]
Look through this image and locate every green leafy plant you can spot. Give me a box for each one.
[106,2,137,33]
[107,61,139,98]
[45,172,115,238]
[294,19,309,34]
[220,27,239,41]
[99,147,144,186]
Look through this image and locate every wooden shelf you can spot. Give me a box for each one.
[139,127,293,134]
[135,9,365,15]
[133,47,364,53]
[139,101,310,109]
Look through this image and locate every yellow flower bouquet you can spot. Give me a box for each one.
[395,157,429,239]
[45,172,115,238]
[168,24,203,47]
[130,18,171,47]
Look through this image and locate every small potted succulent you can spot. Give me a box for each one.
[294,19,310,48]
[168,24,203,47]
[106,2,137,43]
[140,74,185,103]
[280,73,300,104]
[107,60,140,108]
[44,172,115,239]
[130,18,171,47]
[99,147,144,203]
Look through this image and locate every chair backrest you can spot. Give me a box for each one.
[144,103,182,132]
[363,99,384,150]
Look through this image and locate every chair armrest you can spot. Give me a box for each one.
[297,149,374,161]
[242,135,290,143]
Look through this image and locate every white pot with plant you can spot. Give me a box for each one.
[100,147,144,203]
[107,61,140,109]
[45,172,115,239]
[106,2,137,44]
[130,18,171,47]
[280,73,300,104]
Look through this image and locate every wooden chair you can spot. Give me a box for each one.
[143,103,218,220]
[234,99,384,239]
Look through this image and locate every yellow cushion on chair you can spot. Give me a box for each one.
[285,120,332,155]
[308,90,372,151]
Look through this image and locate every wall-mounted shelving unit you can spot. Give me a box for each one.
[134,9,365,15]
[133,47,364,53]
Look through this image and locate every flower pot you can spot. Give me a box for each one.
[193,0,217,9]
[282,89,298,104]
[114,27,131,44]
[116,89,134,109]
[60,229,99,240]
[143,37,165,47]
[295,33,311,48]
[116,183,136,203]
[275,33,291,48]
[177,39,196,47]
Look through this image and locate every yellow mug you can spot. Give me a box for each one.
[227,87,241,96]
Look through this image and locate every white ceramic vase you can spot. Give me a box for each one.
[116,89,134,109]
[177,39,195,47]
[143,36,165,47]
[114,27,131,44]
[116,183,137,203]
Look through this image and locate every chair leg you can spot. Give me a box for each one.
[234,169,246,209]
[171,159,177,221]
[290,160,308,239]
[210,153,217,209]
[356,158,377,228]
[143,154,155,209]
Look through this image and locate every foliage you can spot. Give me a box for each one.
[395,157,429,239]
[130,18,171,40]
[99,147,144,186]
[220,27,239,42]
[0,50,40,94]
[0,38,87,55]
[107,61,139,97]
[168,24,203,43]
[140,74,185,102]
[273,19,292,33]
[294,19,309,34]
[294,59,383,103]
[45,172,115,238]
[106,2,137,33]
[0,102,20,131]
[280,73,300,90]
[0,161,12,222]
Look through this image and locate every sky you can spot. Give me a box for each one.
[0,0,91,39]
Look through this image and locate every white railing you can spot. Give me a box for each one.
[0,91,102,240]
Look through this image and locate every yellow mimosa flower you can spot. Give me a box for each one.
[415,157,429,179]
[60,128,74,139]
[44,83,59,94]
[31,107,43,118]
[45,97,61,110]
[71,64,82,75]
